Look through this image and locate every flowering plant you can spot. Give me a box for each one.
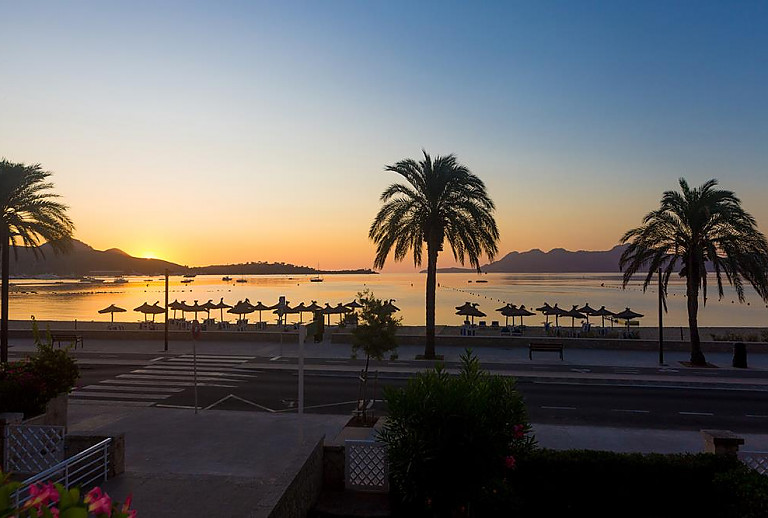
[0,471,135,518]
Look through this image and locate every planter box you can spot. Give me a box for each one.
[23,392,69,429]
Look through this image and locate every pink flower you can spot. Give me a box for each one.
[504,455,516,469]
[512,424,525,439]
[25,482,59,509]
[85,487,112,515]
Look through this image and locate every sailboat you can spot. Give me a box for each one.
[310,263,323,282]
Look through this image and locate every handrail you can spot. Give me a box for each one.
[20,438,111,486]
[13,438,112,507]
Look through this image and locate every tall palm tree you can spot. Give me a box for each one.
[0,160,74,363]
[619,178,768,366]
[370,151,499,359]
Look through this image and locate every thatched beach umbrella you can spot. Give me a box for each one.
[592,306,616,328]
[548,304,567,327]
[98,304,126,323]
[517,305,535,326]
[212,298,232,321]
[227,300,255,321]
[577,303,598,324]
[167,299,183,319]
[293,302,310,323]
[457,303,485,325]
[187,300,207,321]
[201,300,217,321]
[345,300,363,315]
[383,300,400,314]
[496,303,517,327]
[536,303,554,324]
[133,302,165,322]
[614,308,644,332]
[562,305,587,331]
[332,303,351,324]
[250,301,270,324]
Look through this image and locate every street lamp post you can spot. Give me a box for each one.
[658,267,664,365]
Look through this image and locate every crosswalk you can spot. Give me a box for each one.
[70,354,256,407]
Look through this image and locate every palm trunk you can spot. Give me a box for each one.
[424,243,438,359]
[686,274,706,366]
[1,227,8,364]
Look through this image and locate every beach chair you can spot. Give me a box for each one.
[491,321,499,329]
[479,321,487,328]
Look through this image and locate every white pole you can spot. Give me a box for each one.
[298,325,306,415]
[193,321,199,415]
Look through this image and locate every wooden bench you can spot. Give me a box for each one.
[50,334,84,349]
[529,341,563,360]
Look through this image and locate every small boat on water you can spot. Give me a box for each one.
[236,278,248,283]
[310,275,323,282]
[475,279,488,283]
[79,276,105,284]
[183,274,196,278]
[113,277,128,284]
[222,276,233,281]
[180,279,194,284]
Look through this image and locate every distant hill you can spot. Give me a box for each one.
[427,245,629,273]
[8,239,188,276]
[8,239,376,277]
[190,263,376,275]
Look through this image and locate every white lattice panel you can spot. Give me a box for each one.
[740,451,768,476]
[4,424,65,474]
[345,440,388,492]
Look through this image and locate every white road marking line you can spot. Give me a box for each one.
[132,369,255,378]
[179,354,254,360]
[203,394,275,412]
[541,406,577,410]
[70,392,171,400]
[168,358,244,364]
[80,385,183,393]
[678,411,714,416]
[745,414,768,418]
[275,400,360,413]
[611,409,650,414]
[70,399,154,407]
[531,381,768,392]
[117,374,244,383]
[143,364,249,373]
[149,357,165,362]
[158,361,249,368]
[270,356,282,361]
[102,379,236,388]
[155,404,197,409]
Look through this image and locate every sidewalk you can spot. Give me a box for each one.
[9,336,768,370]
[68,404,349,518]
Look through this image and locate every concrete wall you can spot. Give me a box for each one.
[65,433,125,478]
[254,437,325,518]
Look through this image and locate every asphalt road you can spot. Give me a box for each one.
[65,353,768,433]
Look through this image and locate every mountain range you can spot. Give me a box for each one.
[430,245,629,273]
[8,240,374,277]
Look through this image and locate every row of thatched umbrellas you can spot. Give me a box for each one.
[456,301,644,330]
[98,298,401,325]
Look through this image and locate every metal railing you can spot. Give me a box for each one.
[739,450,768,476]
[12,438,112,508]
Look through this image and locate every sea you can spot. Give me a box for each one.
[8,272,768,328]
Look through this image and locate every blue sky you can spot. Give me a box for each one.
[1,1,766,270]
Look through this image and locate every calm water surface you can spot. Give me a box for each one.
[9,273,768,327]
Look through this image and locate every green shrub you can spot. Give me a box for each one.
[714,466,768,518]
[28,321,79,398]
[0,362,50,417]
[379,349,534,516]
[504,449,747,517]
[0,319,79,418]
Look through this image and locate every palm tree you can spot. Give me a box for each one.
[619,178,768,366]
[370,151,499,359]
[0,160,74,363]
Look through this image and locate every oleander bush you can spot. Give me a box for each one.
[0,319,79,418]
[498,449,767,518]
[379,349,534,516]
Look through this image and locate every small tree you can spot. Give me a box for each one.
[351,290,401,421]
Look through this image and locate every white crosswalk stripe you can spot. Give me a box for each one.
[71,355,255,406]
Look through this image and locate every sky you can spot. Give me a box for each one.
[1,1,767,272]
